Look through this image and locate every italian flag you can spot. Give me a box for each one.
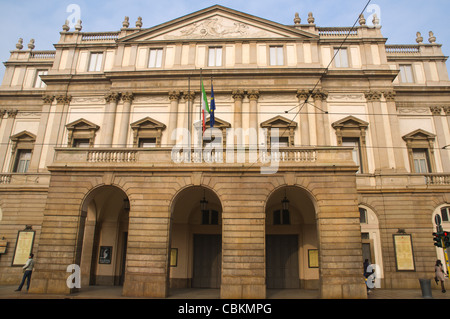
[201,80,210,133]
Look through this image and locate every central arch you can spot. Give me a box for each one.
[169,185,223,290]
[78,185,130,288]
[265,185,319,290]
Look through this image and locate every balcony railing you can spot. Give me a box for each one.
[52,146,354,169]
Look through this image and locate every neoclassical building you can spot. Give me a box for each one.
[0,5,449,299]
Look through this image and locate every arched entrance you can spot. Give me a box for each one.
[265,186,319,290]
[169,186,222,289]
[79,185,130,287]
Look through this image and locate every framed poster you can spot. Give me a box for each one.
[170,248,178,267]
[393,234,415,271]
[12,230,35,266]
[308,249,319,268]
[99,246,112,264]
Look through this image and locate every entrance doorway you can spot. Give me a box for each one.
[265,186,318,290]
[169,186,223,290]
[79,185,130,287]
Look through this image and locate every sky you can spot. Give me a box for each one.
[0,0,449,80]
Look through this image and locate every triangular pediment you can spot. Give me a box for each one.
[402,129,435,141]
[10,130,36,142]
[193,116,231,129]
[66,118,100,131]
[332,116,369,129]
[260,115,297,128]
[130,117,166,130]
[120,5,317,42]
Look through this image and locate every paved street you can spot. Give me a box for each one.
[0,285,449,299]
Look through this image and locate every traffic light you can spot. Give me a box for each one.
[443,231,450,248]
[433,232,443,247]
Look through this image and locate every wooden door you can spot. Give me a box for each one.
[266,235,299,289]
[192,234,221,288]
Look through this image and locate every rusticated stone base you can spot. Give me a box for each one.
[220,284,266,299]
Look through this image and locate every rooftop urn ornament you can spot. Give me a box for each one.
[372,13,380,28]
[428,31,436,43]
[359,14,366,26]
[74,19,82,31]
[122,16,130,28]
[294,12,301,24]
[307,12,315,24]
[27,39,35,50]
[136,16,142,28]
[16,38,23,50]
[62,20,70,32]
[416,32,423,44]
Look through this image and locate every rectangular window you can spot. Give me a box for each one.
[208,47,222,67]
[148,49,163,68]
[139,138,157,148]
[34,70,48,88]
[334,48,349,68]
[342,137,363,173]
[359,208,368,224]
[273,209,290,225]
[88,52,103,72]
[271,136,289,147]
[13,149,32,173]
[202,210,219,225]
[399,65,414,83]
[73,138,90,148]
[413,149,430,173]
[269,46,284,66]
[441,207,450,222]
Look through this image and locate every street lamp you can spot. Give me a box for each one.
[200,191,208,211]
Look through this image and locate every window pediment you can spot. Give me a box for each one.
[331,116,368,130]
[65,118,100,147]
[260,115,297,129]
[130,117,166,147]
[402,129,435,142]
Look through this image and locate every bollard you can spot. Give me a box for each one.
[419,278,433,299]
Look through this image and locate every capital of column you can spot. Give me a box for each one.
[105,92,121,103]
[296,90,309,101]
[364,91,382,102]
[122,92,134,103]
[248,90,260,101]
[42,94,55,104]
[168,90,181,102]
[7,109,18,118]
[232,89,245,101]
[430,106,442,116]
[56,95,72,104]
[183,91,195,102]
[312,90,328,101]
[0,110,6,118]
[443,106,450,115]
[383,91,396,102]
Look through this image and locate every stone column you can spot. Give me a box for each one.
[365,91,389,172]
[384,91,406,172]
[0,110,17,170]
[297,90,310,146]
[232,90,245,146]
[117,92,134,147]
[29,95,54,172]
[313,92,326,146]
[44,95,71,168]
[102,92,121,147]
[248,90,259,148]
[444,106,450,130]
[430,106,450,171]
[183,92,195,146]
[167,90,181,146]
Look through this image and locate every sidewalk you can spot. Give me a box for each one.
[1,285,449,299]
